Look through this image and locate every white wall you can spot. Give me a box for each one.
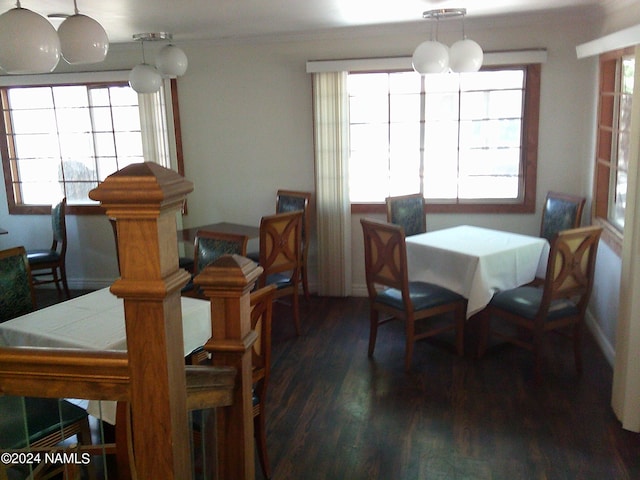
[1,5,637,361]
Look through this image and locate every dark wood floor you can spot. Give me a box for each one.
[265,296,640,480]
[35,289,640,479]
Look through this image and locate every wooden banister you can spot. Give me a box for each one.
[0,347,129,400]
[89,162,195,479]
[196,254,261,480]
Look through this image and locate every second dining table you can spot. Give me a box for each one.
[405,225,549,318]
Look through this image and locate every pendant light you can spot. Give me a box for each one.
[130,33,188,94]
[57,0,109,64]
[412,8,483,75]
[0,1,60,74]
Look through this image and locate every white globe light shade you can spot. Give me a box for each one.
[0,7,60,74]
[412,40,449,74]
[155,44,188,77]
[58,14,109,64]
[449,38,483,73]
[129,64,163,93]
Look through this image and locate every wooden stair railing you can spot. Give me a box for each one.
[89,162,256,479]
[0,347,237,479]
[1,163,257,479]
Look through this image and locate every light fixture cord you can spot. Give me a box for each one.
[140,41,147,64]
[15,0,21,8]
[461,12,467,39]
[73,0,79,15]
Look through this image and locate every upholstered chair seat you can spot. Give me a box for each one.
[376,282,464,311]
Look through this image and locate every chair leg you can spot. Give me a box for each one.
[59,265,71,299]
[477,309,491,359]
[368,308,379,357]
[77,418,97,480]
[404,315,414,372]
[301,266,310,301]
[532,326,544,382]
[254,411,271,479]
[292,289,301,336]
[573,322,583,375]
[455,304,465,356]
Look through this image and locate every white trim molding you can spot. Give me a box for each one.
[576,23,640,58]
[306,49,547,73]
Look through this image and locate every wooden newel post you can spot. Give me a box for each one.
[196,254,261,480]
[89,162,194,479]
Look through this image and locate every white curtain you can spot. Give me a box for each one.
[138,83,171,169]
[612,46,640,432]
[313,72,352,296]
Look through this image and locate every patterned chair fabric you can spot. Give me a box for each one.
[182,231,248,298]
[195,231,248,274]
[540,191,586,242]
[386,193,426,237]
[0,246,36,322]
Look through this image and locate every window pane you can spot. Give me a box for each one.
[10,109,57,134]
[348,67,529,205]
[53,86,88,108]
[8,87,53,109]
[56,108,92,133]
[1,81,145,207]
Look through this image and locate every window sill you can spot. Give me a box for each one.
[351,201,535,215]
[594,217,623,257]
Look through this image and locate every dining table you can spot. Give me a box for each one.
[405,225,549,318]
[0,287,212,424]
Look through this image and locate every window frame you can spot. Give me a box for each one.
[592,47,635,255]
[350,63,540,215]
[0,78,185,216]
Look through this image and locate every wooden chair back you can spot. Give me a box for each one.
[276,190,311,299]
[540,191,586,242]
[385,193,426,237]
[539,225,602,317]
[249,284,276,478]
[258,210,303,284]
[361,218,408,305]
[0,246,36,322]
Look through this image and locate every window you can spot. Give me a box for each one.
[594,48,634,252]
[348,65,540,213]
[0,77,183,215]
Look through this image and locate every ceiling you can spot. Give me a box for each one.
[9,0,604,44]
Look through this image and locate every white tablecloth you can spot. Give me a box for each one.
[0,288,212,423]
[405,226,549,318]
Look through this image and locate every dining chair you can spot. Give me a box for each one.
[276,190,312,300]
[182,230,249,298]
[250,284,277,480]
[385,193,426,237]
[0,396,95,480]
[26,198,70,299]
[0,246,95,480]
[0,246,36,322]
[258,210,303,335]
[360,218,466,371]
[478,225,602,380]
[540,191,586,242]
